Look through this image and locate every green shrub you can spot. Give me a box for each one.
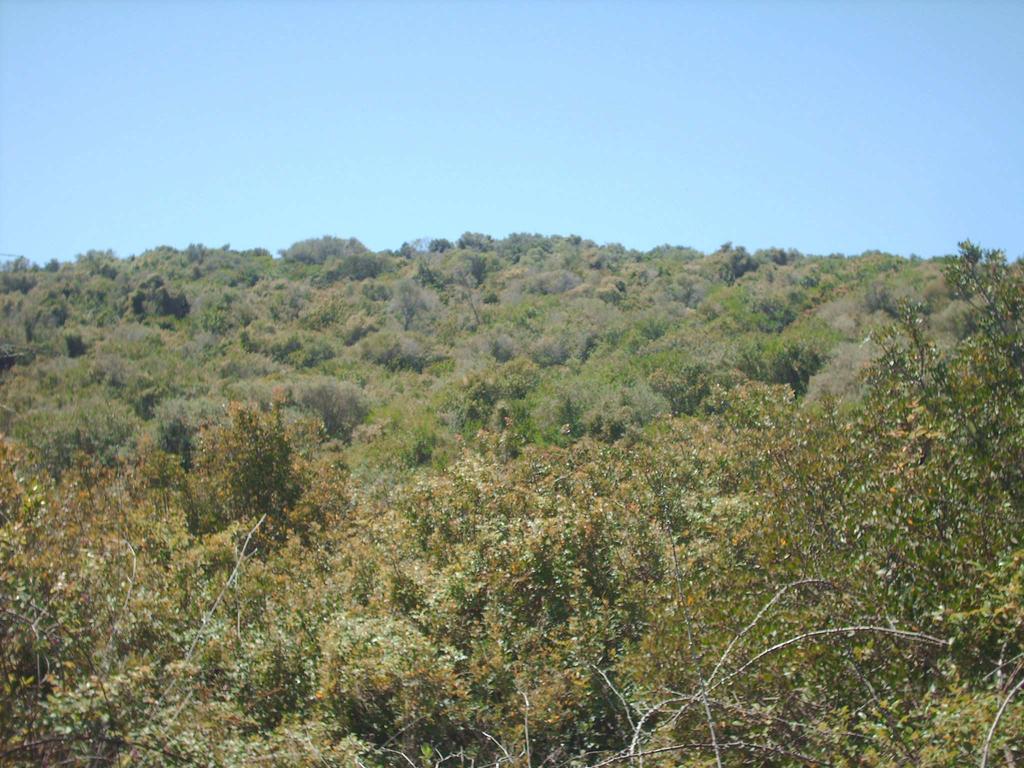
[581,381,668,440]
[63,331,87,358]
[529,334,572,367]
[447,358,539,431]
[294,377,369,441]
[315,252,387,284]
[319,614,464,743]
[360,331,430,372]
[649,361,714,415]
[186,403,304,541]
[279,235,368,265]
[15,398,140,477]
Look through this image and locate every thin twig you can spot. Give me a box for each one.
[842,650,917,765]
[981,669,1024,768]
[380,746,419,768]
[661,516,722,768]
[104,539,137,665]
[520,687,533,768]
[153,513,267,726]
[709,625,948,696]
[706,579,835,686]
[592,664,637,733]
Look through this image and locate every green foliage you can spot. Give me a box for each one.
[360,331,430,372]
[294,377,369,441]
[130,274,190,319]
[13,397,140,477]
[447,357,539,431]
[715,243,759,283]
[319,614,464,741]
[154,397,201,467]
[185,403,304,541]
[390,279,435,330]
[279,235,368,265]
[738,320,838,395]
[648,360,715,415]
[3,238,1020,767]
[316,252,387,285]
[63,330,87,357]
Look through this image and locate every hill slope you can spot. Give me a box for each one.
[1,239,1021,767]
[1,236,963,482]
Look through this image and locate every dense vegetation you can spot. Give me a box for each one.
[1,236,1020,766]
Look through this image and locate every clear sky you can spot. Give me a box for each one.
[1,0,1021,262]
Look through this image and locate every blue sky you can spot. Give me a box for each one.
[1,0,1021,262]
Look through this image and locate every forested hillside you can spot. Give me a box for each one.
[1,238,1021,766]
[0,235,964,480]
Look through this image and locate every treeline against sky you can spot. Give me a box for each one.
[0,234,965,481]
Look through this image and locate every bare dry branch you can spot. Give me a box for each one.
[981,668,1024,768]
[153,512,268,729]
[706,578,836,687]
[709,625,948,696]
